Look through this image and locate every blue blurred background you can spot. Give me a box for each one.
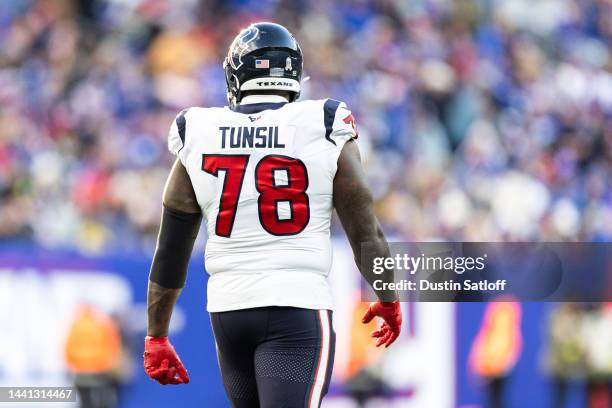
[0,0,611,407]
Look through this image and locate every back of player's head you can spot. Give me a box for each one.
[223,22,303,106]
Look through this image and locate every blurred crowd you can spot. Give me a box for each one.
[545,303,612,408]
[0,0,611,253]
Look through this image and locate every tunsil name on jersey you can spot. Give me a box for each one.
[219,126,285,149]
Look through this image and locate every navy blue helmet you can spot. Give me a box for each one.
[223,22,303,106]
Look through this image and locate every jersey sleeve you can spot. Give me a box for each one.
[168,108,190,162]
[323,99,358,147]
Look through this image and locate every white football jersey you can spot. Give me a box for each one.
[168,96,358,312]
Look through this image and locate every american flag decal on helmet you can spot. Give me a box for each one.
[255,59,269,68]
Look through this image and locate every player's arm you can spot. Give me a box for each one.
[144,159,202,384]
[148,159,202,336]
[333,140,402,347]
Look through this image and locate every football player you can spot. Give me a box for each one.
[144,22,401,408]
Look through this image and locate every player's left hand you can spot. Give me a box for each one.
[144,336,190,385]
[361,301,402,348]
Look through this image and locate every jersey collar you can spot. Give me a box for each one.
[240,94,288,105]
[232,94,288,114]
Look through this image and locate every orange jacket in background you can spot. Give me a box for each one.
[346,300,385,379]
[65,305,121,374]
[469,301,522,378]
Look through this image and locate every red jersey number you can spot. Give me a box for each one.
[202,154,309,237]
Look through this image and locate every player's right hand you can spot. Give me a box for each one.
[361,301,402,348]
[144,336,190,385]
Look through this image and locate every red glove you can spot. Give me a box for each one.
[361,301,402,347]
[144,336,189,385]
